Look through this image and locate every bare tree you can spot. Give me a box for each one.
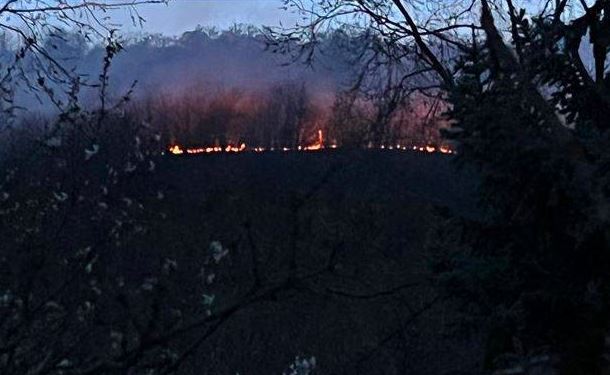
[265,82,312,149]
[271,1,610,373]
[0,0,167,123]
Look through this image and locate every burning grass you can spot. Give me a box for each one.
[166,130,455,156]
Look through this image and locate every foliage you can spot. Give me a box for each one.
[429,4,610,374]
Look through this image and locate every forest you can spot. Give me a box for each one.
[0,1,609,374]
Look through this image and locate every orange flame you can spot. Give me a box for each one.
[304,129,324,151]
[167,135,455,156]
[439,145,453,154]
[169,145,184,155]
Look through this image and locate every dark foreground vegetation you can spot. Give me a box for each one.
[1,0,610,374]
[1,142,483,374]
[152,151,480,374]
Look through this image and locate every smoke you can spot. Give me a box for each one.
[49,27,356,110]
[4,26,448,147]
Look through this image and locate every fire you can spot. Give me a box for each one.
[225,143,246,153]
[169,145,184,155]
[304,129,324,151]
[439,145,453,154]
[167,133,455,156]
[171,144,246,155]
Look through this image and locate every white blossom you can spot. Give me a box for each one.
[142,278,157,291]
[162,258,178,274]
[284,356,317,375]
[0,290,13,306]
[124,162,137,173]
[202,294,215,307]
[85,144,100,161]
[45,137,62,148]
[45,301,62,310]
[53,192,69,202]
[210,241,229,263]
[85,255,98,274]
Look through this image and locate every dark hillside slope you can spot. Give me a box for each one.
[137,151,482,374]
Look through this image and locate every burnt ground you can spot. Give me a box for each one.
[134,150,484,374]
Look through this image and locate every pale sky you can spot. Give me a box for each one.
[115,0,300,35]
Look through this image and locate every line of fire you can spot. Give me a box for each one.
[157,87,456,156]
[167,129,454,155]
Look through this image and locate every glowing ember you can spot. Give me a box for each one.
[167,134,455,156]
[169,145,184,155]
[224,143,246,153]
[304,129,324,151]
[439,145,453,154]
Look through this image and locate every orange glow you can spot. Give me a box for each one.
[167,138,455,156]
[439,145,453,154]
[223,143,246,153]
[169,145,184,155]
[304,129,324,151]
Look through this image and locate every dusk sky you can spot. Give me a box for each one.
[117,0,300,35]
